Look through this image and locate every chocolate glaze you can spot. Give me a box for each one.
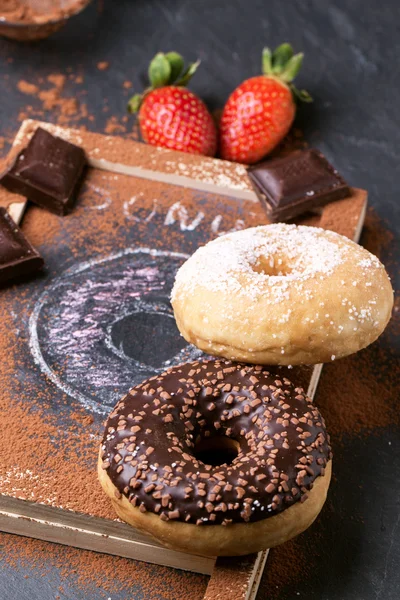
[101,360,332,526]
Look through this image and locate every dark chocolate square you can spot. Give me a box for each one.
[0,207,44,284]
[0,127,87,216]
[248,149,350,222]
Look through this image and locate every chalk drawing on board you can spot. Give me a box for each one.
[123,194,158,222]
[80,181,112,211]
[29,248,202,414]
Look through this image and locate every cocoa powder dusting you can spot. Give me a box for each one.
[104,115,128,135]
[260,539,308,599]
[17,80,39,96]
[97,61,110,71]
[0,531,208,599]
[205,554,270,600]
[10,76,144,143]
[16,74,90,127]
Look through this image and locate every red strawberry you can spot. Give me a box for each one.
[220,43,311,164]
[128,52,217,157]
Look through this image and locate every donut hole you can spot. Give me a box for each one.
[193,436,240,467]
[252,255,292,277]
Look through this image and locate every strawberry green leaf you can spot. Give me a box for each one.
[261,43,311,101]
[262,47,273,75]
[175,59,201,86]
[272,43,294,74]
[127,93,143,113]
[165,52,184,84]
[280,53,304,82]
[290,84,313,103]
[148,53,171,88]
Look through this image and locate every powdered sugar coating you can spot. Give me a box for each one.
[171,225,393,365]
[172,224,355,303]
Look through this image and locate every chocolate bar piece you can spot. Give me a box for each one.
[248,149,350,222]
[0,208,44,284]
[0,127,86,216]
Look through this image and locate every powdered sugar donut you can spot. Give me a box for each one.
[171,224,393,365]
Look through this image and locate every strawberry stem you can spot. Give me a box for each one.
[262,48,273,75]
[261,42,312,103]
[165,52,184,83]
[280,53,303,82]
[272,43,294,73]
[148,53,171,88]
[175,60,201,86]
[290,86,313,103]
[128,52,200,114]
[127,94,143,113]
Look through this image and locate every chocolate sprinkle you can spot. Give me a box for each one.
[101,360,332,526]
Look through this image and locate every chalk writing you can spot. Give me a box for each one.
[123,194,158,223]
[164,201,205,231]
[211,215,245,236]
[82,182,112,211]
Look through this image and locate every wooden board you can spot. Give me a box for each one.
[0,121,367,593]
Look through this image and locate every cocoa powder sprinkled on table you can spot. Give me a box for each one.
[104,115,128,135]
[97,61,110,71]
[0,531,208,599]
[259,538,308,599]
[20,204,63,248]
[17,80,39,96]
[316,337,399,440]
[16,73,87,124]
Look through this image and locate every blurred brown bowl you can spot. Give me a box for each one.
[0,0,93,41]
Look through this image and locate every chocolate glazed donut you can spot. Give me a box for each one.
[98,360,332,556]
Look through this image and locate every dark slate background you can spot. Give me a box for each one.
[0,1,399,599]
